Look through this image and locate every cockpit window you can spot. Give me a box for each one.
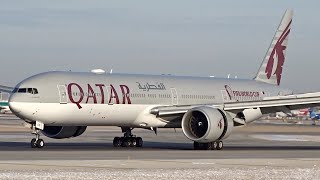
[27,88,33,94]
[17,88,27,93]
[15,88,38,94]
[33,88,38,94]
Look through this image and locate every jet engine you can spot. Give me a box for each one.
[41,126,87,139]
[234,108,263,125]
[181,106,233,143]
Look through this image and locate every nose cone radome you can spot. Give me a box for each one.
[8,94,21,114]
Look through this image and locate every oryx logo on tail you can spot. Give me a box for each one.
[254,10,293,86]
[265,20,292,85]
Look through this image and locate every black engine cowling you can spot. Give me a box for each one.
[41,126,87,139]
[182,106,233,143]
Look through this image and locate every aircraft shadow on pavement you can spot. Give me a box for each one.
[1,141,320,151]
[0,141,191,151]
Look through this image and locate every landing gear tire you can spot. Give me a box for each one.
[121,137,129,147]
[30,123,45,149]
[119,137,124,145]
[136,137,143,147]
[128,138,134,147]
[121,137,141,147]
[113,136,143,148]
[31,138,37,148]
[31,138,44,148]
[193,141,223,150]
[216,141,223,150]
[126,137,133,147]
[36,139,44,148]
[113,127,144,148]
[113,137,122,147]
[130,138,137,147]
[212,141,218,150]
[194,142,207,150]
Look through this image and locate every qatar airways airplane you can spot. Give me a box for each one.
[2,10,320,150]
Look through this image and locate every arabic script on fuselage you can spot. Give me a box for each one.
[136,82,166,91]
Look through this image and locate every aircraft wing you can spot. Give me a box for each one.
[223,92,320,114]
[150,92,320,117]
[0,85,14,93]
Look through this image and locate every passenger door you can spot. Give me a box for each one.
[171,88,178,105]
[57,85,68,104]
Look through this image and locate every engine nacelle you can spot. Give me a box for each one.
[182,106,233,143]
[41,126,87,139]
[236,108,263,124]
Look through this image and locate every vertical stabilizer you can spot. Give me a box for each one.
[254,10,293,86]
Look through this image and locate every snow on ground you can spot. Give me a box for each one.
[0,167,319,180]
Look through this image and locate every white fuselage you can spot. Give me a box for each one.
[8,72,293,127]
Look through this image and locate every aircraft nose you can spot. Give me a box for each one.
[8,94,21,114]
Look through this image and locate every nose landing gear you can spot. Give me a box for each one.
[31,126,44,148]
[113,127,143,148]
[31,122,44,148]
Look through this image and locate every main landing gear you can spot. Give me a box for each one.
[30,124,44,148]
[194,141,224,150]
[113,127,143,148]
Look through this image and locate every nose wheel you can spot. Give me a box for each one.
[31,138,44,148]
[113,127,143,148]
[30,124,45,148]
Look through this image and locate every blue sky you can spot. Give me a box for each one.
[0,1,319,92]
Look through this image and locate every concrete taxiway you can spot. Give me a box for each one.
[1,114,320,179]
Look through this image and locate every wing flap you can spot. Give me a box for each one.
[224,92,320,112]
